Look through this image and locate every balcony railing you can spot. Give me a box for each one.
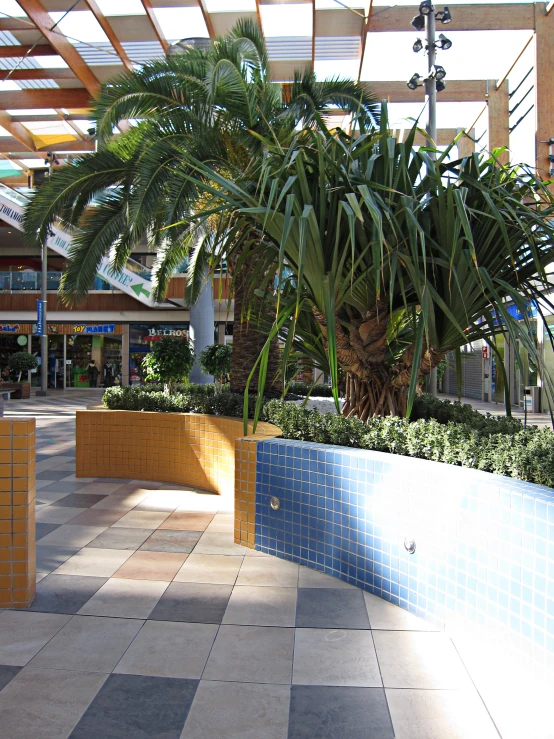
[0,271,113,292]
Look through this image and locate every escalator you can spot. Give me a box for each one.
[0,183,174,309]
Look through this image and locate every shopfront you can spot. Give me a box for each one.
[129,323,189,385]
[0,323,124,388]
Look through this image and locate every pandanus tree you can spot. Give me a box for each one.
[178,105,554,420]
[22,19,379,393]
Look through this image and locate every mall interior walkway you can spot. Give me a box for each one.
[0,391,549,738]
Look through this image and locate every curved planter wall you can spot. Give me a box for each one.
[254,439,554,670]
[76,410,278,498]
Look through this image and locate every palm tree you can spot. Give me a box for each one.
[22,19,379,393]
[177,106,554,420]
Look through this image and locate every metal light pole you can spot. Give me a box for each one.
[426,11,438,394]
[36,153,56,396]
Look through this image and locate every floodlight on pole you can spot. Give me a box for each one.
[419,0,434,15]
[437,33,452,49]
[407,73,424,90]
[413,38,424,52]
[435,6,452,23]
[411,14,425,31]
[436,79,446,92]
[433,64,447,80]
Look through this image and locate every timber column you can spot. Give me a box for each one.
[487,79,510,165]
[535,3,554,188]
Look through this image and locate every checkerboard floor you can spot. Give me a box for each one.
[0,392,536,738]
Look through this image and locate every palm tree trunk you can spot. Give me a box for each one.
[230,266,280,395]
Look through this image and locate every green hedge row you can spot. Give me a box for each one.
[102,386,553,488]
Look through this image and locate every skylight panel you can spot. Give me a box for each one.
[152,7,209,42]
[7,109,57,115]
[315,0,368,10]
[0,1,27,19]
[48,11,110,45]
[205,0,256,10]
[0,125,11,136]
[95,0,146,15]
[260,3,313,37]
[34,56,70,69]
[315,59,359,80]
[0,79,20,91]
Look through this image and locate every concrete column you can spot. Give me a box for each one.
[122,325,129,387]
[189,270,214,384]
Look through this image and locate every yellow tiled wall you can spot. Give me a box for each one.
[76,411,279,510]
[0,418,36,608]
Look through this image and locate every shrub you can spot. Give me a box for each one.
[288,382,334,398]
[198,344,232,391]
[141,336,195,394]
[8,352,38,380]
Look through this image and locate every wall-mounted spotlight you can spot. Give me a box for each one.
[411,14,425,31]
[437,33,452,50]
[413,38,424,52]
[436,79,446,92]
[407,73,424,90]
[433,64,446,80]
[435,6,452,23]
[419,0,434,15]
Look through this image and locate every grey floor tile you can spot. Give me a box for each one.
[385,688,500,739]
[78,578,168,619]
[70,673,197,739]
[236,556,299,587]
[223,585,297,627]
[78,482,132,495]
[36,470,73,480]
[0,667,107,739]
[174,553,243,585]
[181,680,290,739]
[149,582,232,623]
[36,545,81,574]
[37,524,108,548]
[54,548,134,577]
[295,588,370,629]
[39,481,89,494]
[0,611,71,665]
[115,621,218,679]
[91,478,132,484]
[0,664,21,690]
[372,631,472,689]
[52,493,108,508]
[363,593,438,631]
[36,506,86,524]
[292,628,381,687]
[25,574,108,614]
[288,685,394,739]
[86,527,155,550]
[37,490,77,505]
[298,566,357,589]
[36,522,60,541]
[29,615,144,673]
[203,625,294,685]
[140,530,203,553]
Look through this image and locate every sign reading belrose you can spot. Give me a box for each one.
[147,327,189,341]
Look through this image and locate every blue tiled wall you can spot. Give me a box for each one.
[255,439,554,668]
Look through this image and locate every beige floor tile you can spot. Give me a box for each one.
[37,524,108,548]
[386,688,499,739]
[135,491,192,512]
[65,508,127,527]
[112,510,171,529]
[0,611,71,666]
[223,585,298,627]
[193,531,248,556]
[54,548,134,577]
[114,551,188,581]
[0,668,107,739]
[76,482,128,495]
[373,631,472,689]
[78,578,169,618]
[236,556,299,587]
[159,512,215,531]
[115,621,218,679]
[174,553,243,585]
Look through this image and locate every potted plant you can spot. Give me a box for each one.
[142,336,195,395]
[5,352,38,399]
[199,344,232,393]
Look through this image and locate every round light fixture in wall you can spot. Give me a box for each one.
[404,537,417,554]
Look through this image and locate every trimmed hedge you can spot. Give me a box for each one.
[288,382,334,398]
[102,386,554,488]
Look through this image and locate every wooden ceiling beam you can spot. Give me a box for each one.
[140,0,169,53]
[0,44,56,58]
[366,79,490,103]
[368,3,535,32]
[197,0,215,39]
[0,88,91,109]
[254,0,263,33]
[0,18,32,31]
[0,68,76,80]
[83,0,133,72]
[15,0,101,96]
[0,112,35,151]
[0,137,95,153]
[358,0,373,81]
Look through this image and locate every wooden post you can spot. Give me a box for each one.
[535,3,554,186]
[456,128,476,158]
[488,80,510,164]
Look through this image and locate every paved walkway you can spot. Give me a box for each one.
[0,391,549,738]
[441,393,553,429]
